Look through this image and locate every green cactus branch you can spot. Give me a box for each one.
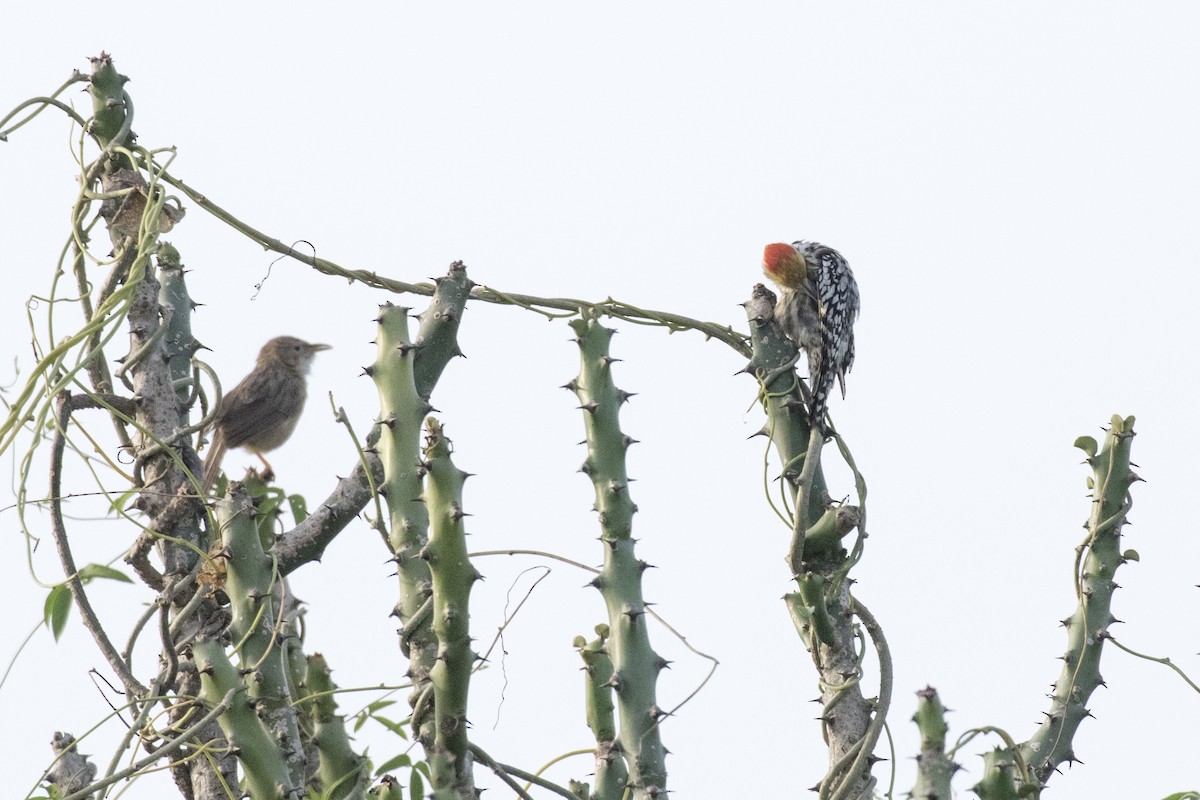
[369,277,473,789]
[741,283,830,535]
[304,653,370,800]
[422,417,480,795]
[195,637,299,800]
[575,624,629,800]
[370,302,438,747]
[742,283,877,800]
[568,314,668,799]
[911,687,957,800]
[217,485,308,790]
[1009,415,1139,789]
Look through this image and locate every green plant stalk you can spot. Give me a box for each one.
[972,749,1020,800]
[304,653,369,800]
[422,418,480,795]
[85,53,134,164]
[794,573,836,646]
[370,302,437,747]
[155,244,200,410]
[575,624,629,800]
[195,637,294,800]
[1016,415,1138,785]
[371,775,406,799]
[568,315,667,798]
[911,687,955,800]
[744,287,874,800]
[155,244,213,500]
[741,285,829,549]
[219,487,307,791]
[413,262,473,400]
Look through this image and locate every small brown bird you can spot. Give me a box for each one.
[201,336,331,493]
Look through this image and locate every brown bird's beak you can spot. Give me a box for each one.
[309,343,332,352]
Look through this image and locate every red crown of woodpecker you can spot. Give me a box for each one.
[762,243,807,289]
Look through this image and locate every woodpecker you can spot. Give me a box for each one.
[761,241,860,429]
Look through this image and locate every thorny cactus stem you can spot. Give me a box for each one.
[85,52,133,159]
[370,264,472,760]
[574,624,629,800]
[195,635,298,800]
[157,244,203,411]
[304,653,370,800]
[413,261,473,400]
[973,749,1021,800]
[741,284,831,560]
[744,286,875,800]
[911,687,956,800]
[422,418,480,795]
[370,302,438,744]
[568,314,667,799]
[218,485,307,790]
[1007,416,1138,791]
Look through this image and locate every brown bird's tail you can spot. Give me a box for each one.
[201,435,227,495]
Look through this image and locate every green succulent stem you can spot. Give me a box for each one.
[1009,416,1138,789]
[218,486,307,790]
[911,687,956,800]
[155,245,199,410]
[85,53,134,165]
[741,286,831,558]
[372,302,438,746]
[744,287,874,800]
[575,624,629,800]
[422,418,479,795]
[413,261,473,400]
[304,653,369,800]
[194,637,296,800]
[973,749,1021,800]
[569,315,666,798]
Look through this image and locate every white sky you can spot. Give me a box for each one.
[2,3,1198,797]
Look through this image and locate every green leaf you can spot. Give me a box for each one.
[352,712,368,733]
[408,771,424,800]
[257,492,283,521]
[374,753,411,775]
[77,563,133,584]
[288,493,308,524]
[366,699,396,715]
[44,585,72,641]
[111,489,137,514]
[1073,436,1098,458]
[372,714,408,739]
[1123,549,1140,562]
